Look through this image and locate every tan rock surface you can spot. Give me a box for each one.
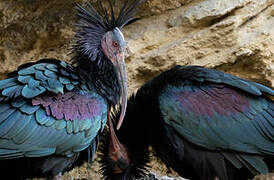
[0,0,273,179]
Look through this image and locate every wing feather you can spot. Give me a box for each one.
[0,106,16,123]
[0,59,108,159]
[0,104,12,114]
[0,106,105,158]
[159,82,274,174]
[13,115,38,144]
[19,103,40,114]
[165,66,274,96]
[0,78,18,89]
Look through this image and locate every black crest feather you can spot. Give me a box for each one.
[72,0,145,63]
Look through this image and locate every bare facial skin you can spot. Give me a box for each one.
[101,28,128,130]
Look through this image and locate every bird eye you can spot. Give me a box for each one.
[112,41,119,47]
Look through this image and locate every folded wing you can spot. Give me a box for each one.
[159,66,274,174]
[0,59,107,159]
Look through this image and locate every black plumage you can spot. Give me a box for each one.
[100,65,274,180]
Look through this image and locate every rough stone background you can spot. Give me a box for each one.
[0,0,274,179]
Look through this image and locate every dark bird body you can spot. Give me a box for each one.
[0,0,144,179]
[100,65,274,180]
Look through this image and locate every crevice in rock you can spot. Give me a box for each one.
[239,3,273,28]
[206,5,243,27]
[206,12,235,27]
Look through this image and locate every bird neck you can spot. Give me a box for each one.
[102,89,159,179]
[119,88,160,145]
[73,52,120,106]
[129,81,168,143]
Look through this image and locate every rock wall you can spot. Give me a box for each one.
[0,0,274,179]
[1,0,273,92]
[126,0,274,93]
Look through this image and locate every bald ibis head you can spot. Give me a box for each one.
[101,28,128,129]
[72,0,144,129]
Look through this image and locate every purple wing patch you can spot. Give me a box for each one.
[32,92,104,121]
[173,85,250,117]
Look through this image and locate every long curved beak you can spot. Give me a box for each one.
[116,54,128,130]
